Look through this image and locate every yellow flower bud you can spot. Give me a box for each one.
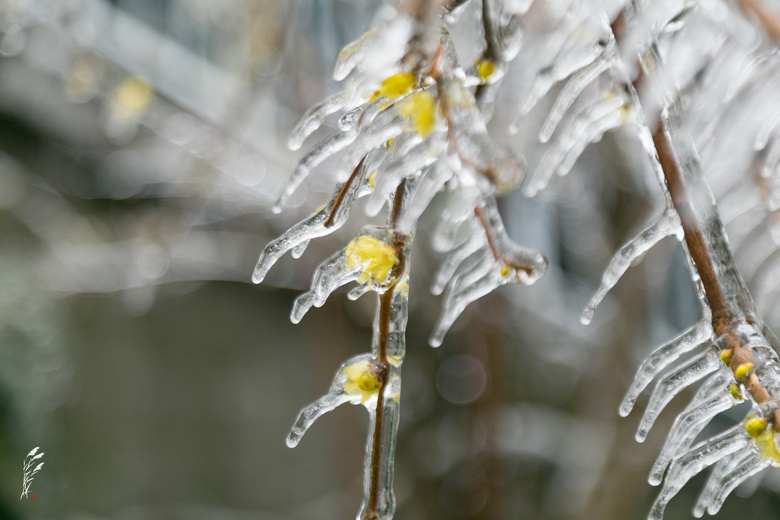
[745,416,768,438]
[342,360,382,404]
[729,383,743,400]
[719,349,732,364]
[379,72,415,98]
[476,59,496,81]
[735,362,754,379]
[345,235,399,286]
[753,427,780,465]
[398,90,437,137]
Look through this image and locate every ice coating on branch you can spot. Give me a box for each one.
[440,77,526,193]
[274,130,357,212]
[648,425,750,520]
[252,159,370,284]
[649,369,739,486]
[429,196,547,346]
[584,206,683,326]
[636,349,720,443]
[286,353,383,447]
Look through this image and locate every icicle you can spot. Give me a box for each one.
[348,284,371,301]
[430,213,546,347]
[636,349,720,442]
[254,162,369,284]
[286,353,381,447]
[333,29,377,81]
[291,226,405,322]
[430,262,499,347]
[537,56,613,144]
[340,103,367,131]
[754,111,780,152]
[647,425,750,520]
[288,91,350,151]
[554,102,625,176]
[692,450,754,517]
[274,129,357,212]
[291,240,310,259]
[429,187,481,253]
[291,249,358,323]
[648,370,738,486]
[431,230,485,295]
[583,206,683,325]
[396,158,454,234]
[511,41,607,131]
[526,94,623,196]
[704,454,768,515]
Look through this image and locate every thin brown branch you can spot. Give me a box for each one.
[364,181,407,520]
[324,156,366,228]
[474,206,533,274]
[653,127,730,327]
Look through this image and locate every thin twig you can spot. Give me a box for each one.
[474,206,533,274]
[324,156,366,228]
[364,181,407,520]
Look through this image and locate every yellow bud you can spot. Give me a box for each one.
[754,427,780,465]
[397,91,437,137]
[342,359,382,404]
[729,383,743,400]
[500,264,510,277]
[358,372,380,392]
[745,416,769,438]
[345,235,399,286]
[735,362,754,379]
[368,171,377,188]
[379,72,415,98]
[386,137,396,148]
[476,59,496,81]
[719,349,732,364]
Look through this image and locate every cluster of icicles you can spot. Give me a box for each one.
[252,0,780,519]
[532,0,780,518]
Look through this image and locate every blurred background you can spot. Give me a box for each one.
[2,1,780,519]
